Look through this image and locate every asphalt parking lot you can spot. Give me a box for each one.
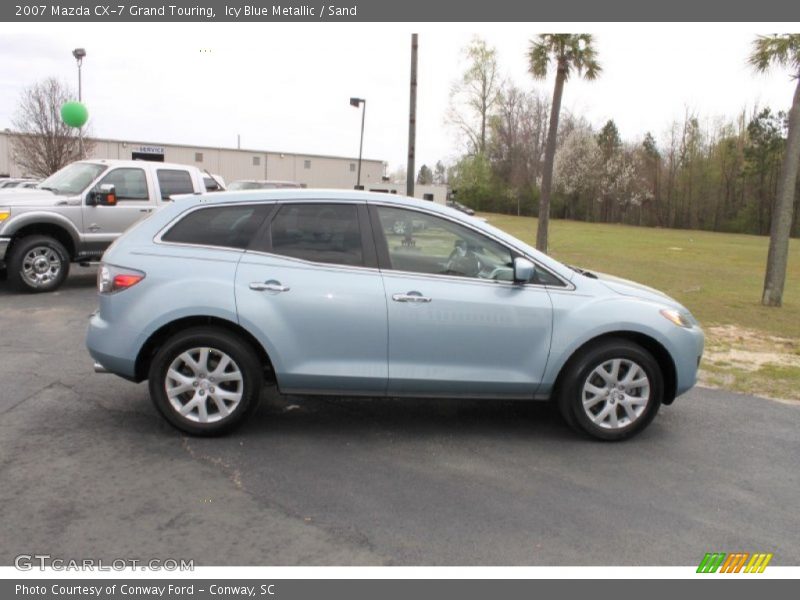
[0,268,798,566]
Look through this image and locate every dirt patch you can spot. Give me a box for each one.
[703,325,800,371]
[699,325,800,402]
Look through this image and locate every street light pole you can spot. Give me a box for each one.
[350,97,366,189]
[72,48,86,159]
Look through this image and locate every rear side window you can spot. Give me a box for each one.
[162,205,267,249]
[270,203,363,266]
[157,169,194,199]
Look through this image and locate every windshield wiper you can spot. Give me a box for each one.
[567,264,598,279]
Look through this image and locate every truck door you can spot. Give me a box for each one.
[82,166,157,252]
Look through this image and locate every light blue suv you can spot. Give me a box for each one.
[86,190,704,440]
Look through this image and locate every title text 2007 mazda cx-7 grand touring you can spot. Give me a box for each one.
[86,190,703,441]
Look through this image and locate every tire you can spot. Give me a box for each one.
[557,339,663,441]
[148,327,263,436]
[7,235,70,293]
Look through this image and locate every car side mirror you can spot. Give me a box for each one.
[89,184,117,207]
[513,257,535,283]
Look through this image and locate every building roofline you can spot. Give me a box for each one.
[0,130,385,165]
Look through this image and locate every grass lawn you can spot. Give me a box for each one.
[482,213,800,401]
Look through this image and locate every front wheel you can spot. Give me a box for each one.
[557,339,663,441]
[7,235,70,293]
[148,327,263,435]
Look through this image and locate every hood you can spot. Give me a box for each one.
[0,188,76,207]
[592,271,683,309]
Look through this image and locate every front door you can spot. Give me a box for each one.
[82,166,156,253]
[235,201,388,395]
[371,205,553,398]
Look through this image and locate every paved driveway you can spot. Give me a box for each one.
[1,269,798,566]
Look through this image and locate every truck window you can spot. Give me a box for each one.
[157,169,194,200]
[95,168,149,201]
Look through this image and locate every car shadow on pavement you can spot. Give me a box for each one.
[232,388,590,443]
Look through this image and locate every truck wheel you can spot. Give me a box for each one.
[7,235,71,293]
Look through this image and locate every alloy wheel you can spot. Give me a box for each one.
[581,358,651,430]
[165,347,244,424]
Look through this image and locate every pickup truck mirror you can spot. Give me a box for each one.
[88,184,117,207]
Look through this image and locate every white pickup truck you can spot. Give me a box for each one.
[0,159,215,292]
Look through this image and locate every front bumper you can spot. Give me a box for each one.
[0,236,11,261]
[672,325,705,398]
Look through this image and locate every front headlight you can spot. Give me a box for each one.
[660,308,694,328]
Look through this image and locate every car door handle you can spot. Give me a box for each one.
[392,292,432,303]
[249,280,290,293]
[139,208,153,213]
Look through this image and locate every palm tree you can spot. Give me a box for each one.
[529,34,601,252]
[749,34,800,307]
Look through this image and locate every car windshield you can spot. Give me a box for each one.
[39,163,107,195]
[228,181,265,191]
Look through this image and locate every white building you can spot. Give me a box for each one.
[0,132,386,190]
[364,182,449,205]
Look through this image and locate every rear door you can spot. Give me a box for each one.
[235,201,388,395]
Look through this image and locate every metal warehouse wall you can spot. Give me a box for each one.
[0,134,12,176]
[0,133,385,189]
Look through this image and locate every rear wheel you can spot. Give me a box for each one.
[7,235,70,293]
[148,327,263,435]
[557,339,663,441]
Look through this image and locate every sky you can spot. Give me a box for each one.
[0,22,798,175]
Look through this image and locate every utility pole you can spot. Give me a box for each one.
[406,33,418,198]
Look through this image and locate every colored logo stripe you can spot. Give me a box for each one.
[697,552,773,573]
[697,553,726,573]
[720,553,749,573]
[744,553,773,573]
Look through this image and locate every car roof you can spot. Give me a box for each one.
[188,188,449,211]
[231,179,299,184]
[80,159,200,171]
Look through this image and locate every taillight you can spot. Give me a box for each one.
[98,264,145,294]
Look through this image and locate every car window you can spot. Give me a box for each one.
[204,177,222,192]
[95,168,150,201]
[375,206,514,281]
[161,205,267,249]
[270,203,363,267]
[157,169,194,199]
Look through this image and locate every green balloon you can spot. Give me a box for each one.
[61,101,88,128]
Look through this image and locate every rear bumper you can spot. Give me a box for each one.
[86,312,139,380]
